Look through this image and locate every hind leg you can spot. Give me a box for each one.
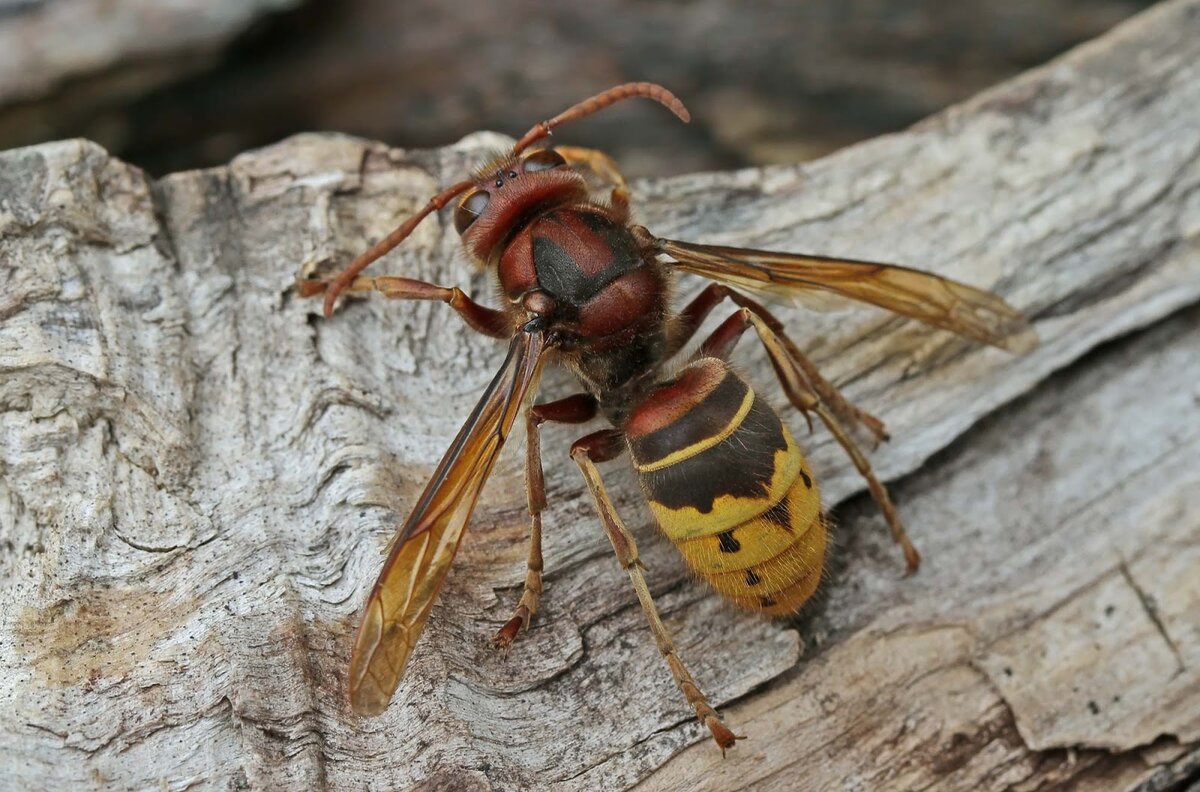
[571,429,741,754]
[701,307,920,574]
[666,284,888,444]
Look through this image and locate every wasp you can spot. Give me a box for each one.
[298,83,1036,753]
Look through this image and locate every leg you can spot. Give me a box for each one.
[668,284,888,443]
[297,274,512,339]
[315,178,475,317]
[571,430,741,754]
[494,394,599,649]
[704,307,920,573]
[554,145,631,220]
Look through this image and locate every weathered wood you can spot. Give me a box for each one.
[1,1,1198,790]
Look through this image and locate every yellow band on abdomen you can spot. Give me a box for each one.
[633,389,754,473]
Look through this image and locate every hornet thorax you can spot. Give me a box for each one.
[497,206,671,401]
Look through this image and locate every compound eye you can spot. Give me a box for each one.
[453,190,491,234]
[522,149,567,173]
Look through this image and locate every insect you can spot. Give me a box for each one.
[298,82,1037,753]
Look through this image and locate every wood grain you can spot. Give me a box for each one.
[1,1,1198,789]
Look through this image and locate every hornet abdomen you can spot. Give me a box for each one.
[625,358,827,615]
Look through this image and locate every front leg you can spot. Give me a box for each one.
[298,274,512,339]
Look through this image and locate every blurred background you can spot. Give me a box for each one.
[0,0,1154,178]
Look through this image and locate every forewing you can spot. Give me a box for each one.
[348,330,547,715]
[657,237,1037,352]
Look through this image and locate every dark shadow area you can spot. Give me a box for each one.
[0,0,1155,177]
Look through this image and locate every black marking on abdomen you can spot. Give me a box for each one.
[638,393,789,513]
[629,373,748,466]
[800,469,812,489]
[760,498,793,531]
[745,569,762,586]
[717,531,741,553]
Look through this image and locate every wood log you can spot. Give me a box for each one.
[2,1,1198,789]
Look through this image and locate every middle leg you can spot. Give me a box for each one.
[571,429,741,754]
[494,393,599,650]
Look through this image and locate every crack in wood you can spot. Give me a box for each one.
[1119,559,1188,676]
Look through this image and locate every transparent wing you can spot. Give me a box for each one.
[348,330,547,715]
[654,235,1038,353]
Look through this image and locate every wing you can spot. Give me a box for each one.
[348,329,547,715]
[653,235,1038,353]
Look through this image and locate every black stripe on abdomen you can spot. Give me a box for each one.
[637,392,788,514]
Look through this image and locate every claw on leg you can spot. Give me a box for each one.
[493,612,526,654]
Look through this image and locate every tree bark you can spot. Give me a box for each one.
[2,1,1199,790]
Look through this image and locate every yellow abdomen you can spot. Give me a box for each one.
[625,358,827,616]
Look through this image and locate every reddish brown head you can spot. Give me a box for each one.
[317,82,689,318]
[453,149,589,263]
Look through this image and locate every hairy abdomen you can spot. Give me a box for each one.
[625,358,827,616]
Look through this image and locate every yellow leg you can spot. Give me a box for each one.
[672,284,888,444]
[725,292,889,444]
[570,430,741,754]
[554,145,631,219]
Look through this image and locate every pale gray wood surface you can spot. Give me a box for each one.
[2,1,1198,790]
